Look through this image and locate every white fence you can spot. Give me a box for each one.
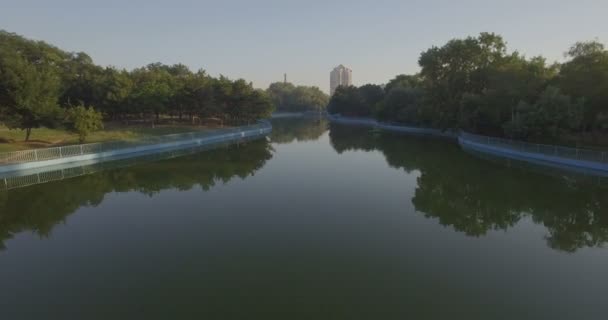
[328,115,608,173]
[328,115,457,138]
[0,129,271,191]
[0,121,271,166]
[460,132,608,164]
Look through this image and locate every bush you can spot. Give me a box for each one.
[66,105,104,143]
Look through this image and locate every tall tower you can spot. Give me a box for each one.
[330,65,352,95]
[284,73,287,84]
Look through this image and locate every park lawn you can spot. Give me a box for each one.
[0,123,214,153]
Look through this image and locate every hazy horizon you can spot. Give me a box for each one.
[1,0,607,93]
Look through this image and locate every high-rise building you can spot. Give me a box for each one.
[330,65,352,95]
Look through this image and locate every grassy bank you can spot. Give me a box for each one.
[0,122,216,153]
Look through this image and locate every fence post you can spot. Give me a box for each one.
[80,145,84,155]
[3,178,7,190]
[59,147,62,158]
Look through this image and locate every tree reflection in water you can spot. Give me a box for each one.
[2,121,606,253]
[270,117,328,144]
[0,139,273,249]
[329,123,608,252]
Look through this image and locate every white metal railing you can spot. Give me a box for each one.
[0,127,274,191]
[460,132,608,164]
[0,121,271,166]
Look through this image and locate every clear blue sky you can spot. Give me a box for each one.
[1,0,607,93]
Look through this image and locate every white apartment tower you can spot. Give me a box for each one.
[330,65,352,95]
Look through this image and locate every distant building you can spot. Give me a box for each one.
[330,65,352,95]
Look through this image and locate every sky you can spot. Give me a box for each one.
[1,0,607,93]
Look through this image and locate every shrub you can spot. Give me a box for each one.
[66,105,104,143]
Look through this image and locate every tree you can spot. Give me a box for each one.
[182,70,216,121]
[358,84,384,115]
[375,87,424,124]
[534,86,584,138]
[0,29,275,141]
[418,32,509,129]
[266,82,329,112]
[66,104,104,143]
[558,41,608,132]
[60,52,103,107]
[0,48,63,141]
[246,89,274,121]
[327,85,381,117]
[384,74,421,93]
[327,86,364,116]
[97,67,133,119]
[267,82,295,111]
[129,64,173,123]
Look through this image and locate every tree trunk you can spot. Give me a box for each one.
[25,128,32,142]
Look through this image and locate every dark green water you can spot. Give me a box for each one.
[1,118,607,319]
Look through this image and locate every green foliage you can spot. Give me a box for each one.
[266,82,329,112]
[328,86,364,116]
[129,63,174,120]
[97,67,133,118]
[0,29,273,140]
[558,41,608,131]
[358,84,385,111]
[327,84,383,117]
[2,29,608,144]
[506,86,584,139]
[327,32,607,144]
[66,104,104,143]
[418,32,510,129]
[375,87,424,124]
[0,34,63,141]
[60,52,103,107]
[384,74,421,93]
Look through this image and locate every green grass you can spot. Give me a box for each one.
[0,123,213,153]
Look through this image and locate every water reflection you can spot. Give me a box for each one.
[329,123,608,252]
[0,139,273,249]
[270,117,328,144]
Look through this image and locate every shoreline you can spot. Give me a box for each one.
[328,115,608,177]
[0,121,272,175]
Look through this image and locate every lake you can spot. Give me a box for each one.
[1,117,607,319]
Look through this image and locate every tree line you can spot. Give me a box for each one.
[328,33,608,143]
[266,82,329,113]
[0,30,274,141]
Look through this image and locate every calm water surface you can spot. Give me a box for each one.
[1,118,607,319]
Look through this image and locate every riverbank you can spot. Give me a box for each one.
[0,121,271,175]
[0,122,217,153]
[327,115,457,139]
[328,115,608,177]
[271,112,327,119]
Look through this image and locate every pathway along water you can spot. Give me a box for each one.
[328,115,608,176]
[0,121,271,174]
[0,117,607,319]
